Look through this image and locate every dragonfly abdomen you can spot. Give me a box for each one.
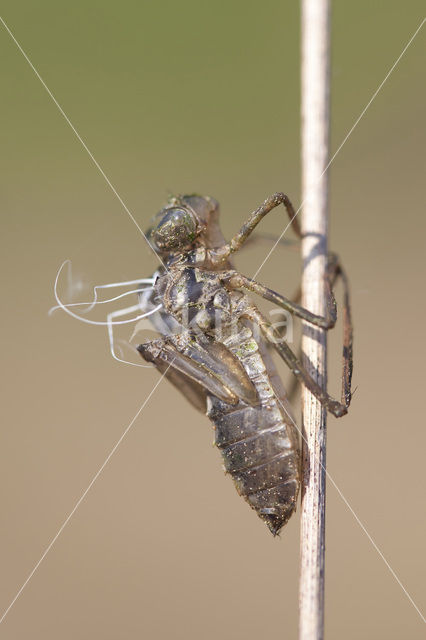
[207,326,300,535]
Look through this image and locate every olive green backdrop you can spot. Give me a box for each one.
[1,2,425,639]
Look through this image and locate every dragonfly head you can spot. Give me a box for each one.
[148,194,219,254]
[151,204,198,252]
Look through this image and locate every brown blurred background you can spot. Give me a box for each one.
[1,2,425,638]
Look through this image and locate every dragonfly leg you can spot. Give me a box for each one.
[138,334,258,406]
[325,252,353,407]
[210,192,301,263]
[226,272,336,329]
[272,290,302,406]
[225,252,353,409]
[240,305,348,418]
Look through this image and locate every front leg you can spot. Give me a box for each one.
[210,192,301,264]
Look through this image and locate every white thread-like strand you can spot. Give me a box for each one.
[107,328,154,369]
[83,277,156,313]
[48,287,153,316]
[106,303,158,369]
[88,277,156,289]
[54,261,161,326]
[49,260,156,315]
[52,261,161,368]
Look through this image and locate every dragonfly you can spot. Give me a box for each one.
[53,193,353,535]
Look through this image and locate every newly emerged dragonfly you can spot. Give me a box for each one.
[54,193,353,535]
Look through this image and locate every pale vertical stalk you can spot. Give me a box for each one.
[299,1,331,639]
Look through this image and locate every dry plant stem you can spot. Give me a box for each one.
[299,1,331,639]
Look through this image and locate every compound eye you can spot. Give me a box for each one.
[153,207,197,251]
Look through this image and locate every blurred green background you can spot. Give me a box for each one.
[1,2,425,638]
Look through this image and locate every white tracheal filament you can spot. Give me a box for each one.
[51,260,161,368]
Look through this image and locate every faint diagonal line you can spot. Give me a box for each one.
[0,368,169,626]
[0,15,166,272]
[253,17,425,280]
[275,396,425,624]
[325,467,426,623]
